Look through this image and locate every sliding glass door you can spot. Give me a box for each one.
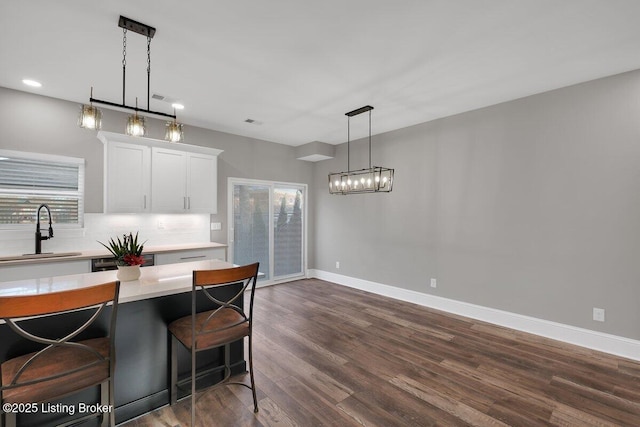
[231,182,270,278]
[229,179,306,282]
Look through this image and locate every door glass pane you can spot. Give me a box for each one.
[233,184,270,280]
[274,187,303,277]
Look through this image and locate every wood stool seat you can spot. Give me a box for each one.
[1,337,109,404]
[0,281,120,427]
[169,308,249,350]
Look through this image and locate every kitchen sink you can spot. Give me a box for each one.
[0,252,83,262]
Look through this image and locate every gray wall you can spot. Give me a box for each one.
[0,88,106,211]
[313,70,640,340]
[3,67,640,341]
[0,87,315,263]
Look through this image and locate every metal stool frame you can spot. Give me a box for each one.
[169,263,259,426]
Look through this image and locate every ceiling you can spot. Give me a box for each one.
[2,1,640,146]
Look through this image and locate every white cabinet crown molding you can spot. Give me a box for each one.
[97,131,223,157]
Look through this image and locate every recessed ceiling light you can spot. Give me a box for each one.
[171,103,185,110]
[22,79,42,88]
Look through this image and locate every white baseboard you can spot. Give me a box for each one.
[308,269,640,362]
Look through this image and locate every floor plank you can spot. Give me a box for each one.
[121,279,640,426]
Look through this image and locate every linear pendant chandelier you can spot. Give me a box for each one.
[78,16,184,142]
[328,105,394,195]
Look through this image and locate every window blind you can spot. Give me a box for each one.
[0,151,84,226]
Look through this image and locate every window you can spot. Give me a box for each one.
[0,150,85,227]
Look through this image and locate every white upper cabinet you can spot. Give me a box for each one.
[186,151,218,213]
[104,140,151,213]
[151,147,188,212]
[98,132,222,214]
[150,148,217,213]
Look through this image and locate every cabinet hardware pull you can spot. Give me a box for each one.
[180,255,206,260]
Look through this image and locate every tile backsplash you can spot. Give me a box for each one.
[0,213,212,256]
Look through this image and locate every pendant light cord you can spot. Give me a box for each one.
[347,116,351,172]
[121,28,153,112]
[83,15,177,124]
[368,110,372,169]
[122,28,127,105]
[147,36,151,111]
[346,107,373,171]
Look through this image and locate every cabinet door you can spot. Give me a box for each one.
[105,142,150,213]
[0,260,90,281]
[151,147,188,212]
[186,153,217,213]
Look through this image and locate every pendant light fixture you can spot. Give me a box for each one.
[165,109,184,142]
[78,87,102,130]
[125,98,146,137]
[77,16,184,141]
[328,106,394,195]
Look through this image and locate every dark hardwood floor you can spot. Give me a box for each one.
[122,279,640,426]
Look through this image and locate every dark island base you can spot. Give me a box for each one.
[0,285,245,427]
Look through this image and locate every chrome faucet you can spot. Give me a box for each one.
[35,204,54,254]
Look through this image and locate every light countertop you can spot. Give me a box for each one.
[0,258,234,304]
[0,242,227,266]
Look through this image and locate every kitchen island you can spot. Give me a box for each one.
[0,259,246,426]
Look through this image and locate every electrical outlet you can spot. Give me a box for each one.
[430,278,437,288]
[593,307,605,322]
[210,222,222,231]
[157,220,165,229]
[335,261,340,269]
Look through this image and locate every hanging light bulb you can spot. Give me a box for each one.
[165,108,184,142]
[126,98,146,137]
[78,87,102,130]
[126,113,146,136]
[165,121,183,142]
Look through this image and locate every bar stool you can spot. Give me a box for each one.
[168,262,259,426]
[0,281,120,427]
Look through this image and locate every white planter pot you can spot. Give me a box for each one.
[117,265,141,282]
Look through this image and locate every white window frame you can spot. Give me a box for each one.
[0,149,85,229]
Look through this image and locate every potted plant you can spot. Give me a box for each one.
[99,232,146,281]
